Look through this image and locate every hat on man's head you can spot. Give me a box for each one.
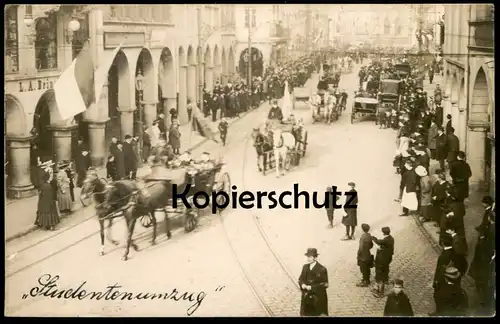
[482,195,494,205]
[393,278,404,287]
[305,248,319,257]
[348,182,356,187]
[272,99,278,104]
[381,227,391,235]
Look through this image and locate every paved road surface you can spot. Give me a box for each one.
[6,65,443,317]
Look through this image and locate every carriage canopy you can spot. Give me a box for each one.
[380,80,402,96]
[395,63,411,77]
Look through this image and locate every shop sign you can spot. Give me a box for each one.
[5,76,59,94]
[104,32,146,49]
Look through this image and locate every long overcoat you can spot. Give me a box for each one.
[298,262,329,316]
[342,189,358,227]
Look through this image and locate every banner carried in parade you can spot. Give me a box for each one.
[281,81,293,120]
[53,40,94,120]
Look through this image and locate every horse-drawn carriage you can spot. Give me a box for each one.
[351,96,379,124]
[377,79,403,128]
[309,90,339,124]
[80,151,231,260]
[251,120,308,177]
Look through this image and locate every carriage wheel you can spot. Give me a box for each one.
[302,132,308,157]
[140,214,154,228]
[215,172,231,211]
[184,209,199,232]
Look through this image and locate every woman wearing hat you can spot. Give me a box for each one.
[298,248,329,316]
[416,166,432,223]
[56,162,73,214]
[35,170,60,231]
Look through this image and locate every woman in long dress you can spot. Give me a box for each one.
[35,170,60,231]
[56,163,73,213]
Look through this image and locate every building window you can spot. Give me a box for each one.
[5,5,19,73]
[476,4,494,21]
[244,8,249,28]
[35,14,58,71]
[252,9,256,27]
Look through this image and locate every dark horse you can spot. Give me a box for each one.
[81,170,165,261]
[251,128,273,173]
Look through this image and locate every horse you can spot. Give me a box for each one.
[251,127,273,173]
[271,128,296,178]
[81,171,164,261]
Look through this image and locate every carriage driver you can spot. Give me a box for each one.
[268,99,284,122]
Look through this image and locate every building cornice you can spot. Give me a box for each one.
[445,58,465,70]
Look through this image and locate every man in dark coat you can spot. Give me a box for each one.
[114,142,126,180]
[430,267,468,316]
[431,170,448,224]
[298,248,329,316]
[155,114,167,140]
[445,114,453,134]
[400,161,419,216]
[341,182,358,240]
[446,127,460,167]
[325,186,340,228]
[449,151,472,200]
[441,186,466,238]
[383,279,414,316]
[433,235,454,292]
[435,127,448,170]
[434,104,443,129]
[123,135,138,180]
[372,227,395,298]
[109,136,119,158]
[356,223,374,287]
[267,99,284,121]
[142,127,151,163]
[75,149,91,187]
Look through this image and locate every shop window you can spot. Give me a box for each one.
[5,5,19,74]
[35,14,58,71]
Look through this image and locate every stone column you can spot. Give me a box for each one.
[178,65,188,125]
[221,73,228,86]
[205,65,214,91]
[142,101,158,128]
[87,121,107,166]
[48,125,78,163]
[187,64,197,103]
[214,64,222,84]
[164,97,176,133]
[466,121,489,186]
[118,108,135,141]
[6,136,37,199]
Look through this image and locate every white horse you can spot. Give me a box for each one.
[272,128,296,178]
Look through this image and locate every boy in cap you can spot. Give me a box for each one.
[218,117,229,146]
[298,248,329,316]
[356,223,374,287]
[371,226,395,298]
[383,279,414,316]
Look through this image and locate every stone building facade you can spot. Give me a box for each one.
[442,3,495,197]
[4,4,237,198]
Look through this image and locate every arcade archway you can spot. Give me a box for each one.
[239,47,264,79]
[158,47,175,128]
[228,47,235,82]
[107,50,130,152]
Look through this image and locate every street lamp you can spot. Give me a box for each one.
[135,70,144,165]
[66,13,81,43]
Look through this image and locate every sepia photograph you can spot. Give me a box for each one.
[4,3,495,317]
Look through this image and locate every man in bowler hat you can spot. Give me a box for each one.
[298,248,329,316]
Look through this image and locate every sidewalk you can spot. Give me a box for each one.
[4,108,254,242]
[412,73,482,310]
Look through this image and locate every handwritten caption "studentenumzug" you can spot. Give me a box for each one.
[23,274,225,316]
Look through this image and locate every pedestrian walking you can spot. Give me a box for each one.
[142,126,151,163]
[383,279,414,316]
[218,118,228,146]
[428,67,434,84]
[400,161,418,216]
[55,162,73,214]
[123,135,138,180]
[298,248,329,317]
[341,182,358,240]
[168,122,181,155]
[109,136,119,158]
[446,127,460,168]
[431,170,448,225]
[430,267,468,316]
[416,166,432,222]
[442,186,466,238]
[325,186,340,228]
[372,227,395,298]
[187,99,193,122]
[114,142,126,180]
[449,151,472,200]
[155,113,167,140]
[63,161,76,202]
[445,114,453,134]
[433,235,454,292]
[35,169,60,231]
[75,148,91,188]
[477,195,495,231]
[356,223,374,287]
